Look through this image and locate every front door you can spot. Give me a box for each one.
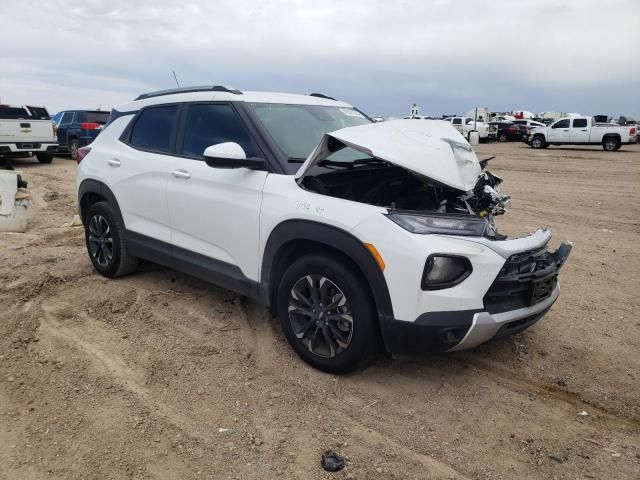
[547,118,571,142]
[167,102,268,284]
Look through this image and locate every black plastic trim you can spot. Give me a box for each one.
[260,219,394,333]
[421,254,473,290]
[380,309,481,354]
[77,179,124,226]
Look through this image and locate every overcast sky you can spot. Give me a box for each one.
[1,0,638,118]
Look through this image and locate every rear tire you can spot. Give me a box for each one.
[603,137,620,151]
[276,253,379,374]
[36,153,53,163]
[84,201,138,278]
[69,139,79,161]
[531,136,546,149]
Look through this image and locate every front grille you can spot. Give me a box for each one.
[484,246,558,314]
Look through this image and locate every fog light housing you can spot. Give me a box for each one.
[422,255,472,290]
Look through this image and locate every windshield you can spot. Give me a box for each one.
[247,103,371,169]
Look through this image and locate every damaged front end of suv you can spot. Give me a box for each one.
[293,119,571,353]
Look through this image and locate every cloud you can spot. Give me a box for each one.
[1,0,638,117]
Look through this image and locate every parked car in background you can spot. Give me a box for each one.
[525,116,636,151]
[444,116,497,142]
[488,121,522,142]
[76,85,571,373]
[512,119,546,129]
[52,110,109,160]
[0,104,57,163]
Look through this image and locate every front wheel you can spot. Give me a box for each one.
[276,253,380,374]
[84,201,138,277]
[498,133,508,142]
[531,136,546,149]
[36,153,53,163]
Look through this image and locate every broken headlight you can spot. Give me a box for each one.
[386,213,488,236]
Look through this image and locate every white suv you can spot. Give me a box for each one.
[77,85,571,373]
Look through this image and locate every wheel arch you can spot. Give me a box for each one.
[260,219,395,326]
[602,133,621,142]
[78,179,123,227]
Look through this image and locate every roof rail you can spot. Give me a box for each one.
[309,92,336,101]
[135,85,242,101]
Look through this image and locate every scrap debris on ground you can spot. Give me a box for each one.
[1,143,639,479]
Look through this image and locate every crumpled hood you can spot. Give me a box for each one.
[295,119,482,192]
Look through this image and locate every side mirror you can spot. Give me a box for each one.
[203,142,266,170]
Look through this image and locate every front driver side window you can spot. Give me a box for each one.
[181,103,259,159]
[553,119,570,129]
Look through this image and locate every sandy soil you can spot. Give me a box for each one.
[1,142,639,479]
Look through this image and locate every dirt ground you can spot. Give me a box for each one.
[1,141,639,480]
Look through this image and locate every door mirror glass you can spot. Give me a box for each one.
[203,142,266,170]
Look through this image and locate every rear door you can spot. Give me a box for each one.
[547,119,571,142]
[166,102,268,283]
[110,104,179,244]
[57,112,75,148]
[570,118,589,143]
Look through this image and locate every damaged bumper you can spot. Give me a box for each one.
[379,233,572,355]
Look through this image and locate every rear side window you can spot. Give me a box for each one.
[130,105,178,153]
[572,118,587,128]
[61,112,75,124]
[452,118,462,125]
[181,103,258,158]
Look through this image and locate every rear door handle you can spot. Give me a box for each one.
[172,169,191,179]
[107,158,121,167]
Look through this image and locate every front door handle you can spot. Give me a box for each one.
[172,169,191,180]
[107,158,121,167]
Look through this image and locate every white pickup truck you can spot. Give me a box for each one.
[444,116,497,142]
[525,116,636,151]
[0,104,58,163]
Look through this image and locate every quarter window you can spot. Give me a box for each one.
[181,104,258,159]
[130,105,178,153]
[572,118,587,128]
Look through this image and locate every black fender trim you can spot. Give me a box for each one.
[77,179,123,226]
[260,220,395,347]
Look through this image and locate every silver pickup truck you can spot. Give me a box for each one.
[0,105,58,163]
[525,116,636,151]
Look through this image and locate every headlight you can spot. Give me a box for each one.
[422,254,473,290]
[386,213,487,236]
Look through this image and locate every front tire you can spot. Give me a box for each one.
[84,201,138,278]
[531,136,546,149]
[36,153,53,163]
[276,253,379,374]
[498,133,508,142]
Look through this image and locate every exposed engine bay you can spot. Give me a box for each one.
[300,158,510,239]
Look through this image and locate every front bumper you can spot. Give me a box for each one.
[379,239,571,355]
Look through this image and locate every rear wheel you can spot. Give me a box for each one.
[69,139,79,161]
[36,153,53,163]
[84,201,138,277]
[603,137,620,151]
[531,136,546,149]
[276,253,379,374]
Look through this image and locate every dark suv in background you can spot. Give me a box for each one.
[51,110,109,160]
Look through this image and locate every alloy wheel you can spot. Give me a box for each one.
[288,275,354,358]
[88,214,114,267]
